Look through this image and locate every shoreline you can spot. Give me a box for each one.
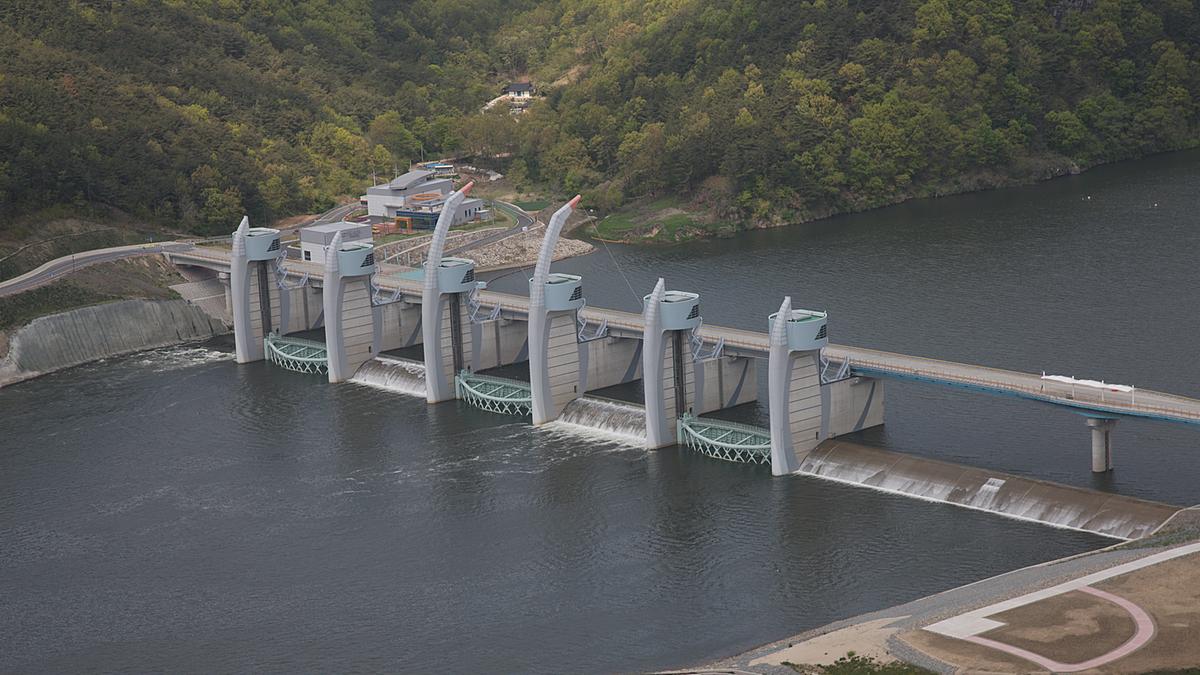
[592,146,1200,245]
[700,507,1200,673]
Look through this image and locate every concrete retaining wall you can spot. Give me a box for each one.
[690,356,758,414]
[280,283,322,335]
[0,299,228,388]
[471,318,528,371]
[581,337,642,392]
[376,301,422,352]
[824,376,885,438]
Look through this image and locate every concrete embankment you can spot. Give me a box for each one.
[800,440,1179,540]
[0,299,228,388]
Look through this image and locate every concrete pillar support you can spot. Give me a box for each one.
[421,183,474,403]
[529,196,582,425]
[1087,417,1117,473]
[219,272,232,316]
[768,296,827,476]
[323,232,378,383]
[229,216,282,363]
[642,279,673,448]
[229,217,257,363]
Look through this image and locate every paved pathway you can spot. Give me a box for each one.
[0,242,194,298]
[705,540,1189,674]
[922,541,1200,671]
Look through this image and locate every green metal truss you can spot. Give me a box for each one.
[455,371,533,417]
[264,334,328,375]
[677,413,771,465]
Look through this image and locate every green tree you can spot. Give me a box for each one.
[368,111,421,164]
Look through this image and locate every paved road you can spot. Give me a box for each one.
[308,202,360,227]
[445,201,535,255]
[0,242,196,298]
[822,344,1200,426]
[0,201,365,298]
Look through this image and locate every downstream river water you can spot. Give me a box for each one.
[2,150,1198,673]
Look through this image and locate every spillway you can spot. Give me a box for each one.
[548,396,647,446]
[799,441,1179,540]
[352,360,1177,540]
[351,356,427,397]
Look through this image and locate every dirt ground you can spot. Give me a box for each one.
[899,551,1200,672]
[985,590,1135,661]
[70,256,185,299]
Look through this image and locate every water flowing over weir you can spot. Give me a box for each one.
[547,396,647,445]
[351,357,427,397]
[344,363,1176,539]
[799,441,1180,540]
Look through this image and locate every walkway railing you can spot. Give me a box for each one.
[468,286,501,323]
[576,300,609,341]
[264,334,328,374]
[848,358,1200,425]
[820,353,852,383]
[274,253,310,290]
[677,414,771,465]
[455,371,532,416]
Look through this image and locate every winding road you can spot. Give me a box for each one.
[0,202,359,299]
[446,201,536,255]
[0,242,196,298]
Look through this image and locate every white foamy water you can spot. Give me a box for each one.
[351,357,427,397]
[798,442,1178,540]
[123,345,234,372]
[544,397,646,446]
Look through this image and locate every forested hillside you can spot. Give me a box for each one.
[2,0,1198,234]
[0,0,532,232]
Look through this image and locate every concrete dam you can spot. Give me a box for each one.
[165,188,1199,540]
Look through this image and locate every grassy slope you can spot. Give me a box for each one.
[589,195,737,243]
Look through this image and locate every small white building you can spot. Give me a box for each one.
[299,222,373,265]
[359,169,486,228]
[503,82,535,99]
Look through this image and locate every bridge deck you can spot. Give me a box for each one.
[170,247,1200,425]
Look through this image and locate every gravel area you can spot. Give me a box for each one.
[472,224,593,271]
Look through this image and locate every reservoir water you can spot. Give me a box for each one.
[2,150,1198,672]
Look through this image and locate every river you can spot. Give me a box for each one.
[2,150,1198,673]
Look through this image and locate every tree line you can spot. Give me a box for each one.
[1,0,1197,234]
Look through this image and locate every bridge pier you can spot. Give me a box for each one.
[642,279,700,449]
[768,297,828,476]
[529,197,584,425]
[229,217,282,364]
[219,272,232,316]
[422,184,476,403]
[1087,417,1116,472]
[322,232,378,383]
